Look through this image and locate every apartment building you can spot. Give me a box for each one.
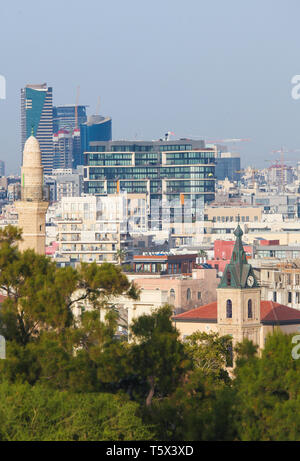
[254,261,300,311]
[204,205,262,223]
[84,139,216,227]
[56,193,147,264]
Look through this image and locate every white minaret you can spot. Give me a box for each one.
[15,135,49,254]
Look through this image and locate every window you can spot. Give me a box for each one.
[273,292,277,302]
[187,288,191,301]
[226,299,232,318]
[288,292,292,304]
[198,291,201,300]
[248,299,253,318]
[170,288,175,300]
[226,271,231,286]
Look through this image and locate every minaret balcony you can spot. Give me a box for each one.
[20,185,50,202]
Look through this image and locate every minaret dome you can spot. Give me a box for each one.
[21,135,43,202]
[22,135,42,167]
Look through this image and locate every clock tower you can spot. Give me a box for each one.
[216,224,261,351]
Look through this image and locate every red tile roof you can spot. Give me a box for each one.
[260,301,300,323]
[174,302,218,321]
[173,300,300,325]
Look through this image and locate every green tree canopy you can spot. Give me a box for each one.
[130,305,189,406]
[184,331,232,383]
[0,226,138,346]
[0,381,154,441]
[233,332,300,441]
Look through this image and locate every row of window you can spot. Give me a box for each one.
[88,172,214,181]
[226,299,253,319]
[88,144,197,153]
[268,273,300,285]
[273,291,300,303]
[211,216,259,223]
[87,165,214,175]
[165,151,215,159]
[259,251,300,259]
[169,288,201,301]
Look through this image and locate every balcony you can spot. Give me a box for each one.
[20,185,50,202]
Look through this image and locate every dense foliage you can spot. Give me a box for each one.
[0,226,300,440]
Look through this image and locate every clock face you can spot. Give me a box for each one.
[247,275,254,287]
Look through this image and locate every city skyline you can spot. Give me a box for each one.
[1,0,300,174]
[2,1,300,445]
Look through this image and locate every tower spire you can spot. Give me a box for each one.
[218,224,258,289]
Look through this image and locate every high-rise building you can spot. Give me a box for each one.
[53,105,87,134]
[53,105,88,169]
[84,139,216,227]
[21,83,54,174]
[15,135,49,254]
[215,152,241,182]
[79,115,112,167]
[72,128,81,169]
[53,130,73,169]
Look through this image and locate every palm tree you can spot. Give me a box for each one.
[116,248,127,265]
[197,249,207,264]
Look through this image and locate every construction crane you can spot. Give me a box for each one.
[270,147,300,190]
[265,157,294,191]
[236,167,259,188]
[187,136,250,147]
[74,86,80,130]
[207,139,251,156]
[206,138,251,143]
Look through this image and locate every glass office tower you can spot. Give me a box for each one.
[84,139,216,227]
[215,152,241,182]
[79,116,112,169]
[21,83,54,174]
[53,105,87,133]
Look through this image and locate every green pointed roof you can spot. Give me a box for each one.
[218,224,259,289]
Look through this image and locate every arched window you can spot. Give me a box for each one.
[187,288,191,301]
[226,299,232,318]
[248,299,253,318]
[170,288,175,300]
[226,271,231,286]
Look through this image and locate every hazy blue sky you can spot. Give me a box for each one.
[1,0,300,173]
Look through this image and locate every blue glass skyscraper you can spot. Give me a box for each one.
[79,115,112,167]
[21,83,54,174]
[53,105,87,133]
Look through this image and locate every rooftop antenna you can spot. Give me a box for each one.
[164,131,175,141]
